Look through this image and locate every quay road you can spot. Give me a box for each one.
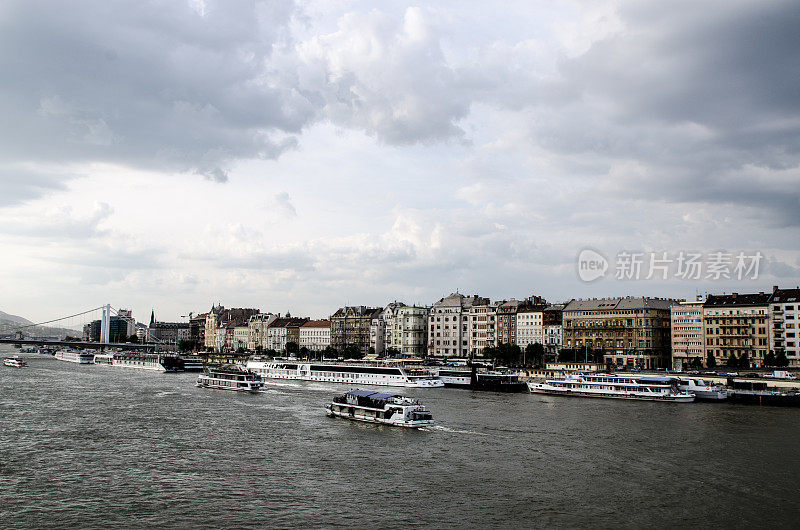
[0,338,156,351]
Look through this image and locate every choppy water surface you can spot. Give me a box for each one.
[1,346,799,529]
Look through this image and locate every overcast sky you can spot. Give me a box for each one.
[1,0,799,325]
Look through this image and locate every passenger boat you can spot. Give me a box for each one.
[196,367,263,392]
[179,354,204,372]
[436,369,472,388]
[54,349,95,364]
[93,353,114,365]
[245,360,444,387]
[471,371,529,393]
[528,373,695,402]
[3,356,27,368]
[325,390,434,428]
[112,352,183,372]
[727,380,800,407]
[677,378,728,401]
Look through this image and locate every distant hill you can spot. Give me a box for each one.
[0,310,81,339]
[0,310,33,326]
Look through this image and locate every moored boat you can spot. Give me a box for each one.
[325,390,434,428]
[245,360,443,388]
[54,349,95,364]
[196,366,263,392]
[112,352,183,372]
[3,356,28,368]
[436,368,472,388]
[677,378,728,401]
[471,371,529,393]
[528,373,695,402]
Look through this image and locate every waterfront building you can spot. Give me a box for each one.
[204,305,260,352]
[704,292,771,367]
[388,306,429,357]
[233,325,249,351]
[468,301,499,356]
[671,297,706,370]
[543,304,565,358]
[496,299,520,345]
[562,297,677,369]
[769,286,800,366]
[428,293,487,358]
[299,320,331,352]
[247,313,278,351]
[370,302,405,355]
[516,304,545,349]
[189,312,208,346]
[267,317,309,353]
[116,309,136,336]
[83,316,131,342]
[331,306,383,357]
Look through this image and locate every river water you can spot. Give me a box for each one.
[1,346,799,529]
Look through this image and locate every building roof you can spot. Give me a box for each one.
[704,292,771,307]
[331,306,383,318]
[769,287,800,304]
[564,297,678,312]
[301,319,331,328]
[268,317,310,328]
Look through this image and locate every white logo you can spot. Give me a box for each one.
[577,248,609,282]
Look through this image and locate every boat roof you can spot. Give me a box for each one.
[346,390,401,400]
[637,376,677,384]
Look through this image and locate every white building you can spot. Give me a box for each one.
[300,320,331,352]
[516,307,544,348]
[468,302,498,356]
[370,302,405,355]
[388,306,429,357]
[670,298,705,370]
[428,293,488,358]
[769,287,800,366]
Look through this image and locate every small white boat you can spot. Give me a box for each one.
[3,356,27,368]
[196,367,263,392]
[325,390,434,428]
[677,379,728,401]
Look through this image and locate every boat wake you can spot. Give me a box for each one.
[420,425,488,436]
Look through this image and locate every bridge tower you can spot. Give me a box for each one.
[100,304,111,344]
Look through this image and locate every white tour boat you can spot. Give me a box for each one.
[54,349,95,364]
[325,390,434,428]
[677,378,728,401]
[528,373,695,403]
[435,369,472,388]
[93,353,114,365]
[112,352,183,372]
[196,367,263,392]
[245,360,444,388]
[3,356,28,368]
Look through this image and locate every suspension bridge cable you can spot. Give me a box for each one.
[5,306,106,332]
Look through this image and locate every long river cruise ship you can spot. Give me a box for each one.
[196,367,264,392]
[528,373,695,403]
[325,390,434,428]
[245,360,444,388]
[112,352,183,372]
[54,349,95,364]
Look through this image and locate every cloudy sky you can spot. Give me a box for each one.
[1,0,799,324]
